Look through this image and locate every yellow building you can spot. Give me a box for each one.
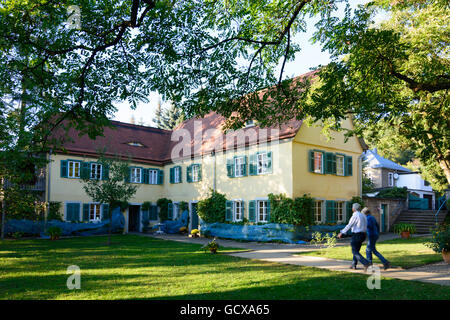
[45,110,366,232]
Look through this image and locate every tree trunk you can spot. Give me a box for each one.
[440,160,450,188]
[1,199,6,240]
[108,202,112,246]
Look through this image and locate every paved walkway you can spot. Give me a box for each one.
[146,233,450,287]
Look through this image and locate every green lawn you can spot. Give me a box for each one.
[297,237,442,269]
[0,235,449,300]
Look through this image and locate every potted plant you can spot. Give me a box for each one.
[46,226,62,240]
[425,225,450,264]
[190,229,200,238]
[393,223,416,239]
[202,238,220,254]
[179,226,188,234]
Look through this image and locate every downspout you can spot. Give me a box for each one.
[212,151,216,192]
[358,154,363,197]
[45,149,52,233]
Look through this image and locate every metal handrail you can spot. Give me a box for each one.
[435,200,447,225]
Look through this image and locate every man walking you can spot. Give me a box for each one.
[362,207,391,270]
[338,203,371,271]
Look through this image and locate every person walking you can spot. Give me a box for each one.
[338,203,371,271]
[362,207,391,270]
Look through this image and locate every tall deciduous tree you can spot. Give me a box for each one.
[1,0,327,183]
[81,155,138,245]
[247,0,448,187]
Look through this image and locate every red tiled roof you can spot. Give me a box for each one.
[53,69,365,163]
[55,121,173,165]
[54,112,302,165]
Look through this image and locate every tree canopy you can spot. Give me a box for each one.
[284,0,450,186]
[1,0,448,188]
[0,0,333,182]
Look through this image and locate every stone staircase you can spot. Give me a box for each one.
[394,210,448,234]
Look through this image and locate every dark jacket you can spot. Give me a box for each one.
[366,214,379,238]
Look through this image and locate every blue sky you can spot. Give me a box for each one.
[113,1,368,125]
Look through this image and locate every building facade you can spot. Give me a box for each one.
[45,111,366,232]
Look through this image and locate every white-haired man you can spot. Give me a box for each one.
[338,203,371,271]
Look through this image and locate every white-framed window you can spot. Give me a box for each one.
[258,200,268,222]
[234,156,245,177]
[174,166,181,183]
[336,201,345,223]
[68,161,81,178]
[234,200,243,222]
[90,163,102,180]
[388,172,394,187]
[314,200,323,223]
[149,169,158,184]
[192,165,200,182]
[257,153,269,174]
[336,155,345,176]
[89,203,101,222]
[313,152,323,174]
[130,167,142,183]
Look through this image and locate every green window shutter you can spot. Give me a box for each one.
[167,203,173,220]
[249,154,257,175]
[266,151,273,173]
[345,201,352,223]
[143,168,149,184]
[61,160,68,178]
[331,154,336,174]
[242,201,245,218]
[66,203,72,221]
[249,200,256,222]
[243,156,248,176]
[141,207,149,222]
[267,200,271,222]
[326,201,336,223]
[81,161,90,179]
[187,165,192,183]
[157,169,164,184]
[225,200,233,221]
[178,166,182,183]
[308,150,314,172]
[102,164,109,180]
[226,159,234,177]
[124,167,130,183]
[169,167,174,183]
[150,205,158,220]
[346,156,353,176]
[325,153,333,174]
[83,203,89,221]
[67,203,80,222]
[102,204,109,221]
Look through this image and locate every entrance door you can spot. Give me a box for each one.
[128,205,140,232]
[191,203,199,231]
[423,194,433,210]
[380,204,387,233]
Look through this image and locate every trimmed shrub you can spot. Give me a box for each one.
[197,190,227,223]
[350,196,365,207]
[268,193,314,226]
[156,198,172,221]
[47,202,63,221]
[376,187,408,199]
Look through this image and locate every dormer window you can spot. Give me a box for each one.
[127,142,144,147]
[245,120,255,127]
